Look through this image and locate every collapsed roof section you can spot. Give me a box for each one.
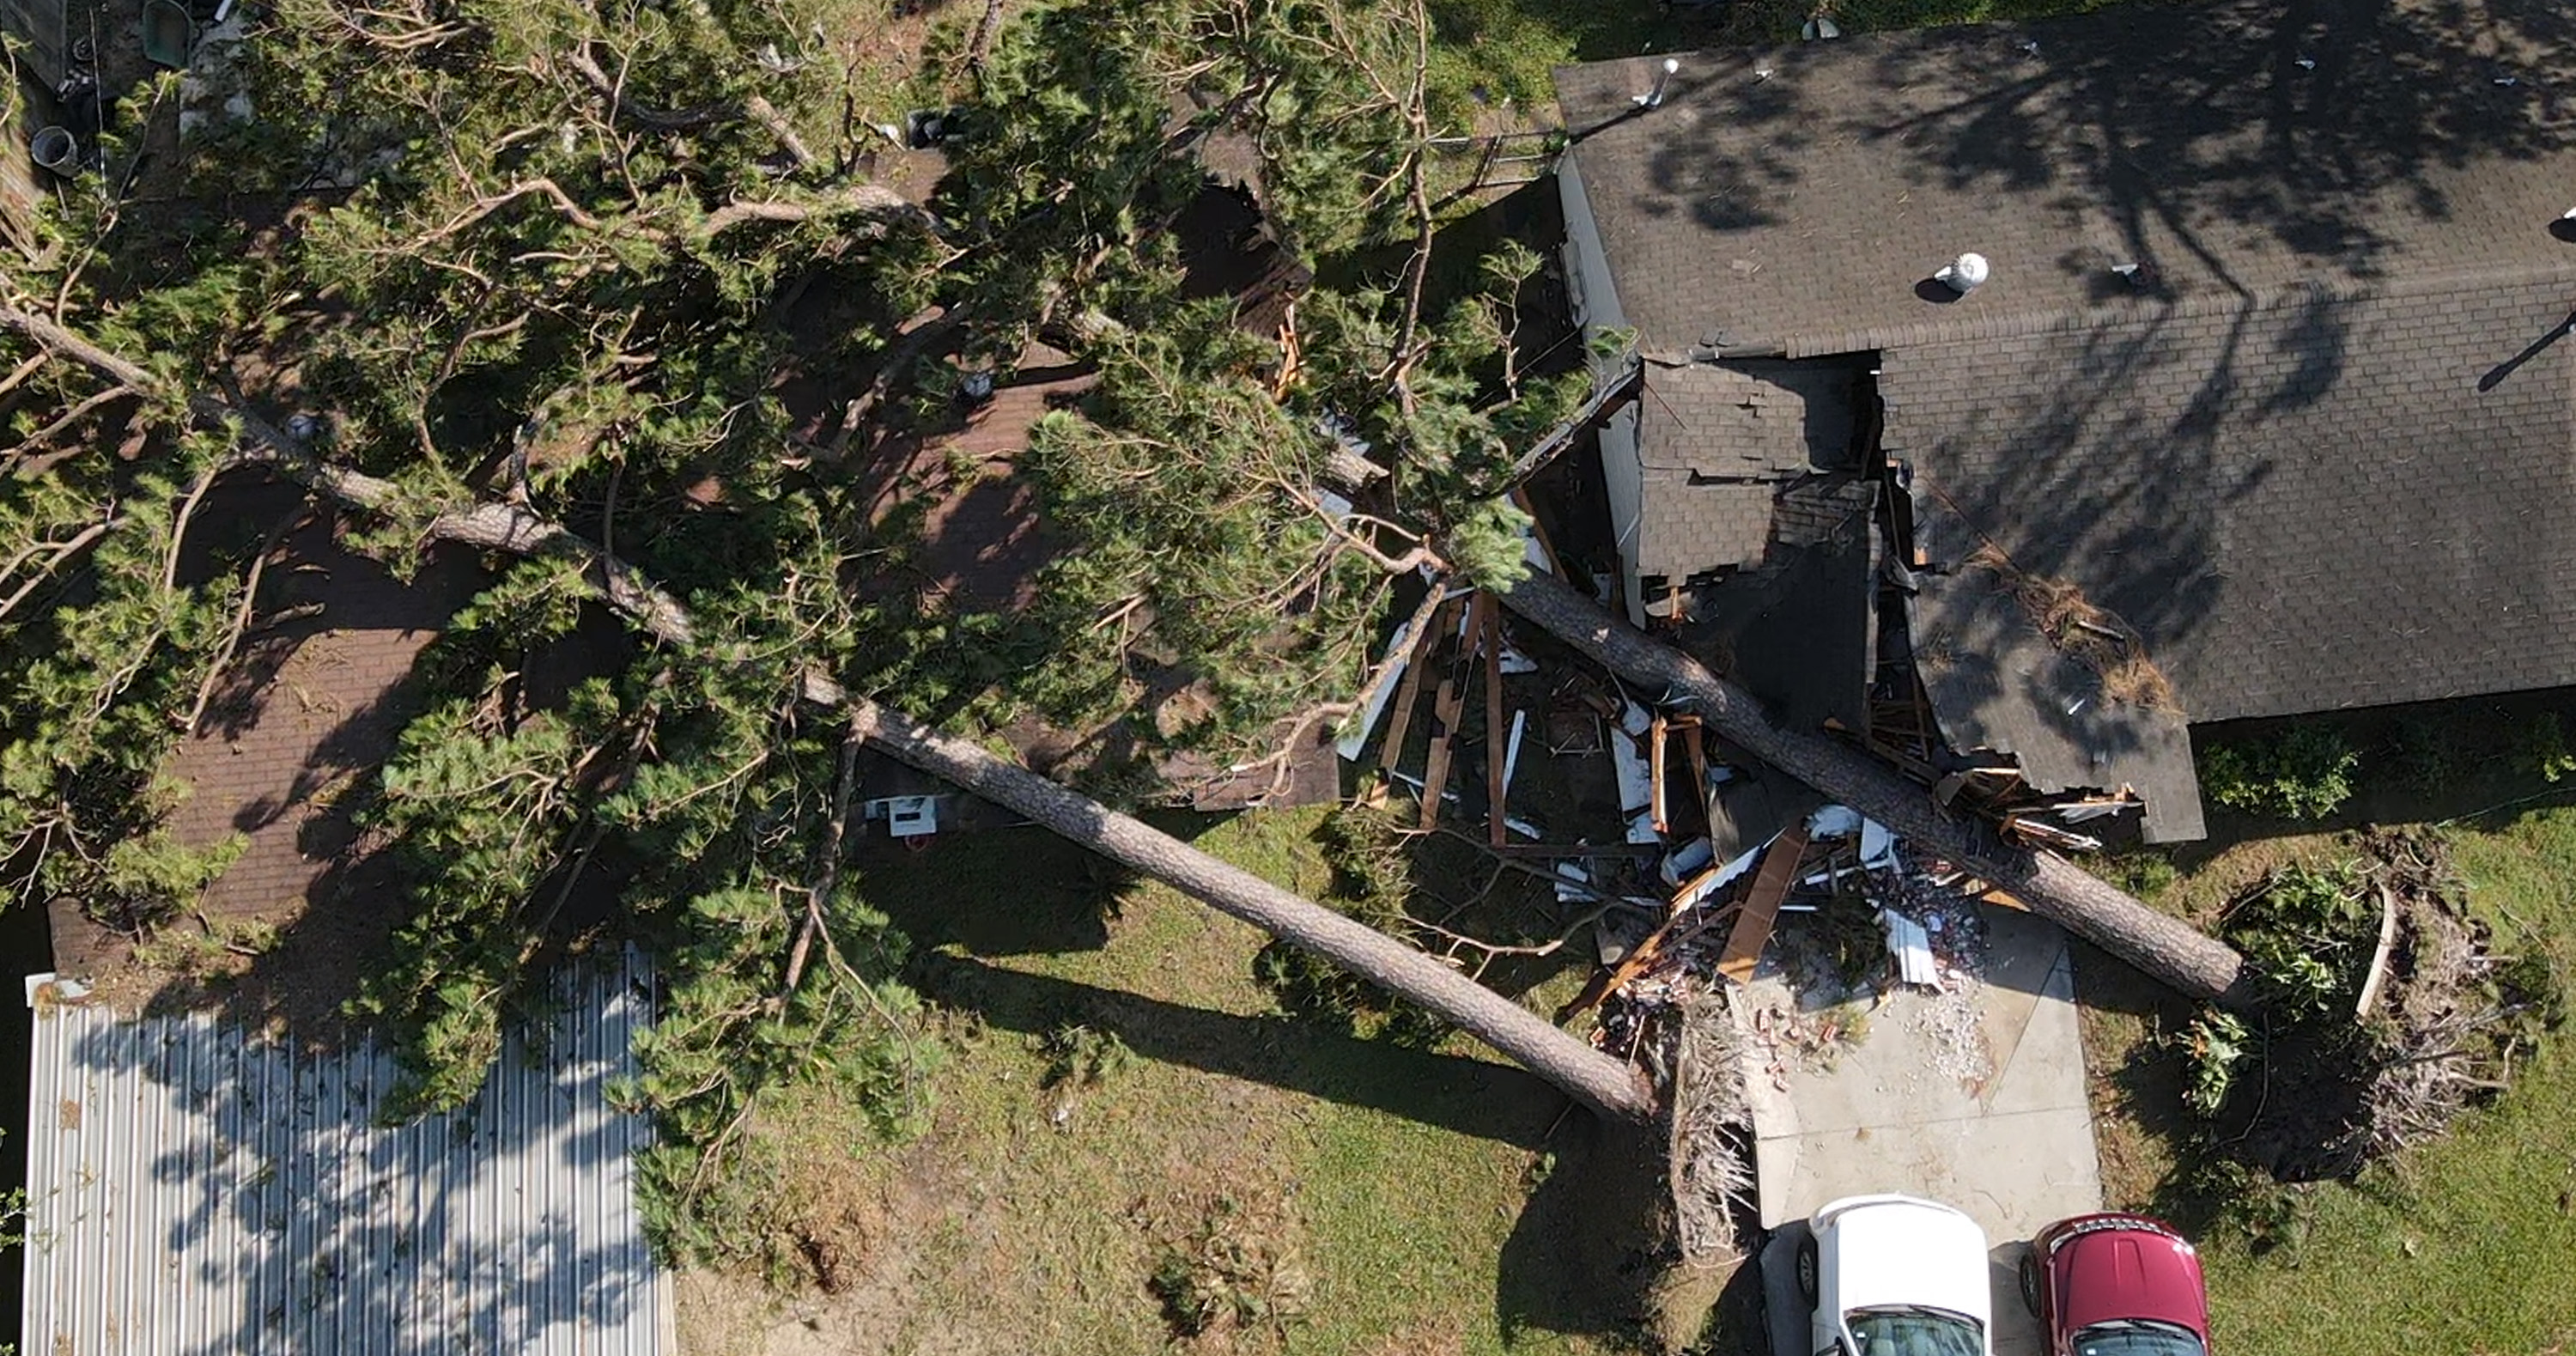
[1678,475,1879,737]
[1883,272,2576,725]
[1631,359,1862,592]
[1905,548,2206,844]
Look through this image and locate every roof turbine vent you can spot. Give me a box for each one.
[1934,252,1990,295]
[1636,58,1681,108]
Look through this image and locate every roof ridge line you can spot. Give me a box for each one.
[1782,258,2576,360]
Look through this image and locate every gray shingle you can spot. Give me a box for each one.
[1908,551,2207,843]
[1564,0,2576,727]
[1555,0,2576,360]
[1631,360,1860,582]
[1888,273,2576,722]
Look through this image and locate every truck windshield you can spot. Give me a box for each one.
[1846,1306,1984,1356]
[2072,1320,2208,1356]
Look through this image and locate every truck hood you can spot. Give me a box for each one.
[2054,1225,2208,1335]
[1825,1198,1993,1326]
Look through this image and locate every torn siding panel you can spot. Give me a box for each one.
[1555,154,1629,337]
[21,952,672,1356]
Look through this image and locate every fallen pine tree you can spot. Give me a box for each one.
[0,297,1660,1123]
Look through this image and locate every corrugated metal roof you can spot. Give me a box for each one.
[21,952,674,1355]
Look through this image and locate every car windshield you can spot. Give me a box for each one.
[1845,1305,1985,1356]
[2071,1320,2208,1356]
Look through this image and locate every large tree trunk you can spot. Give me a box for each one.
[847,701,1659,1121]
[1500,569,2254,1007]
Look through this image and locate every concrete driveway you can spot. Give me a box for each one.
[1737,908,2104,1356]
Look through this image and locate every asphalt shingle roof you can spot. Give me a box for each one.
[1555,0,2576,360]
[1631,360,1858,581]
[1907,547,2207,843]
[1889,270,2576,721]
[1559,0,2576,724]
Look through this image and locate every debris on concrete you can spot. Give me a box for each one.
[1880,908,1936,987]
[1907,982,1993,1086]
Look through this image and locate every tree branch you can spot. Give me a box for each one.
[0,301,1660,1120]
[784,714,864,994]
[0,295,702,647]
[561,46,733,130]
[696,184,932,239]
[9,382,132,459]
[182,507,309,734]
[0,514,114,624]
[744,94,817,170]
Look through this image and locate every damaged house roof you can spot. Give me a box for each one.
[1905,529,2206,842]
[1557,0,2576,836]
[1633,359,1857,584]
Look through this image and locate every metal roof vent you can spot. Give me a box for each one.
[1636,58,1680,108]
[1934,252,1990,295]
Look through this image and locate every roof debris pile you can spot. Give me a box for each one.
[1668,988,1754,1264]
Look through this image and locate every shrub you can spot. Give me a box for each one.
[2185,1156,2314,1255]
[2524,713,2576,784]
[1148,1196,1311,1341]
[2170,1009,2251,1119]
[2227,861,2374,1019]
[2200,724,2358,819]
[2385,716,2457,795]
[1037,1021,1135,1090]
[2090,849,2179,903]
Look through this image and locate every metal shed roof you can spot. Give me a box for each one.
[21,952,673,1355]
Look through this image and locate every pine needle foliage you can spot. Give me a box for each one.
[0,0,1597,1274]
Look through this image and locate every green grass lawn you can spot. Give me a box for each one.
[2080,801,2576,1356]
[683,807,1649,1356]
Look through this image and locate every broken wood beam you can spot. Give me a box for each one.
[1718,824,1811,984]
[1485,600,1508,847]
[1649,710,1670,835]
[1417,592,1486,830]
[1376,593,1453,774]
[1557,894,1738,1023]
[2002,815,2103,854]
[1497,569,2251,1007]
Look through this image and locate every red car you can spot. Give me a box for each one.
[2020,1213,2212,1356]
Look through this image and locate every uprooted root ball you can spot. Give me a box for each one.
[2180,829,2561,1183]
